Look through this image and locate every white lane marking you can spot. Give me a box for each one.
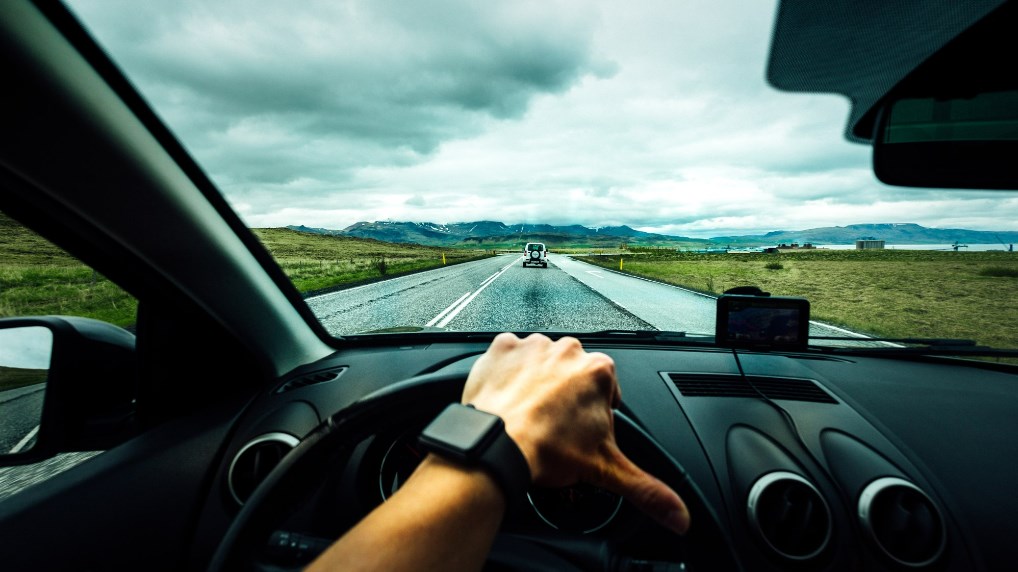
[809,320,867,337]
[808,320,902,347]
[585,270,605,278]
[437,257,520,328]
[426,292,471,327]
[10,425,39,454]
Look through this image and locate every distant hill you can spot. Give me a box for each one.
[287,221,705,248]
[284,220,1018,248]
[709,223,1018,246]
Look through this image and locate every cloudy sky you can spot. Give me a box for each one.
[67,0,1018,238]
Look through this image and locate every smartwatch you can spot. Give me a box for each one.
[418,403,532,504]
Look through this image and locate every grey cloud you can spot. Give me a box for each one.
[72,0,607,159]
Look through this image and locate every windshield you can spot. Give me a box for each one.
[64,0,1018,349]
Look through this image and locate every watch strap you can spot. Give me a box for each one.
[475,420,532,504]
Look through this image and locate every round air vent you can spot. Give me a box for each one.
[747,471,832,561]
[859,477,945,567]
[227,432,299,506]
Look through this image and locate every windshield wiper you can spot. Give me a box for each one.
[810,336,977,347]
[576,330,717,344]
[584,329,685,338]
[810,337,1018,358]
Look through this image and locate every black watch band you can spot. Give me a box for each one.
[418,403,532,504]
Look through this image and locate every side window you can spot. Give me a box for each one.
[0,210,137,502]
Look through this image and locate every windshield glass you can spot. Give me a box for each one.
[65,0,1018,348]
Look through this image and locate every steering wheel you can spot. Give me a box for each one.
[208,370,742,571]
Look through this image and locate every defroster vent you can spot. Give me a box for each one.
[667,373,837,404]
[276,367,347,394]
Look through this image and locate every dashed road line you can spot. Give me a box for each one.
[433,257,520,328]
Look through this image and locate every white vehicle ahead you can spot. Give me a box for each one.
[523,243,548,268]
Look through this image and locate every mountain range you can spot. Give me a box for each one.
[286,221,695,248]
[710,223,1018,246]
[284,221,1018,248]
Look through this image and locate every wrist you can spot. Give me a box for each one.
[415,454,507,510]
[418,403,533,505]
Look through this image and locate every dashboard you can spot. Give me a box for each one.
[193,341,1018,571]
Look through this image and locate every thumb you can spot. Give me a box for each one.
[595,445,691,535]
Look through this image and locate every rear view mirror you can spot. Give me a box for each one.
[0,326,52,455]
[0,317,136,466]
[873,90,1018,189]
[871,1,1018,190]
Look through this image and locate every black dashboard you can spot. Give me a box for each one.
[193,341,1018,571]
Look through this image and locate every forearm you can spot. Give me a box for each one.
[307,455,506,572]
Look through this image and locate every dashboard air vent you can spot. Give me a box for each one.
[276,366,347,394]
[228,432,299,505]
[859,477,945,567]
[668,373,837,403]
[669,373,756,397]
[747,471,832,561]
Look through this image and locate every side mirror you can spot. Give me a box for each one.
[0,317,136,466]
[873,90,1018,189]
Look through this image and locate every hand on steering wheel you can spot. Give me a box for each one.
[464,333,690,535]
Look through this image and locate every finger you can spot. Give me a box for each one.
[595,447,690,535]
[553,335,583,356]
[490,332,521,352]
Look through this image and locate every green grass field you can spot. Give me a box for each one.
[0,213,138,327]
[251,228,490,293]
[0,213,489,327]
[584,249,1018,349]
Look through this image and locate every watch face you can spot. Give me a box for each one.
[421,404,501,455]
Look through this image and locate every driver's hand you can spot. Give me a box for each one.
[463,332,691,535]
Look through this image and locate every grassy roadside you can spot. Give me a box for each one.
[0,366,47,393]
[581,249,1018,350]
[251,228,491,294]
[1,213,491,326]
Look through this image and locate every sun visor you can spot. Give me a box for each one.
[766,0,1004,142]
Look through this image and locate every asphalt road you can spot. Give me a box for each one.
[0,385,44,453]
[308,255,652,335]
[307,254,864,342]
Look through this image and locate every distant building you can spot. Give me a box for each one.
[856,239,885,249]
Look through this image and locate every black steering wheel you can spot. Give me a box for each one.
[208,371,742,571]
